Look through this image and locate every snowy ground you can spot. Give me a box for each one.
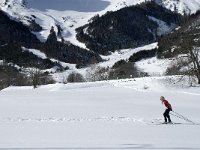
[0,77,200,149]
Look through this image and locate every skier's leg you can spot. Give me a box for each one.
[166,109,171,122]
[163,110,167,122]
[168,116,172,122]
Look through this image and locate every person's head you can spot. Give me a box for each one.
[160,96,165,102]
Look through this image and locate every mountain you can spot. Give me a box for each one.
[0,0,200,88]
[155,0,200,15]
[0,0,144,48]
[76,1,183,54]
[0,10,101,66]
[1,0,200,48]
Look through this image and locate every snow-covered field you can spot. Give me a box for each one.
[0,77,200,149]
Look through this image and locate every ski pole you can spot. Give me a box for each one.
[170,112,191,123]
[170,112,187,121]
[172,111,195,123]
[170,111,195,124]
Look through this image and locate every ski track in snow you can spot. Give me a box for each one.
[0,116,142,123]
[1,117,199,126]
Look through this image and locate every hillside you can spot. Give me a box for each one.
[1,0,200,47]
[156,11,200,83]
[0,0,200,88]
[0,9,101,65]
[157,11,200,59]
[76,1,183,54]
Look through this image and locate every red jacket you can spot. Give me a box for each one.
[162,100,172,109]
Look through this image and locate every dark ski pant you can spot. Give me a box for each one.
[163,108,172,122]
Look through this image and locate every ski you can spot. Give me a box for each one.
[151,122,182,125]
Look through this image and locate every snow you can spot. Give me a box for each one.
[51,42,158,82]
[22,47,47,59]
[100,43,158,68]
[0,60,3,65]
[22,47,76,70]
[135,56,172,76]
[0,76,200,149]
[160,0,200,15]
[148,16,177,36]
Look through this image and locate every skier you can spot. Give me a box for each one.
[160,96,172,123]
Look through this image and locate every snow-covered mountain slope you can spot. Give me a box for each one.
[0,0,199,49]
[0,77,200,148]
[22,47,76,70]
[157,0,200,15]
[51,42,172,82]
[99,43,158,68]
[52,43,159,82]
[0,0,147,48]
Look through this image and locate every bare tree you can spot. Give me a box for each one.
[180,38,200,84]
[67,72,85,83]
[29,68,55,88]
[30,68,41,89]
[86,66,109,82]
[188,47,200,84]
